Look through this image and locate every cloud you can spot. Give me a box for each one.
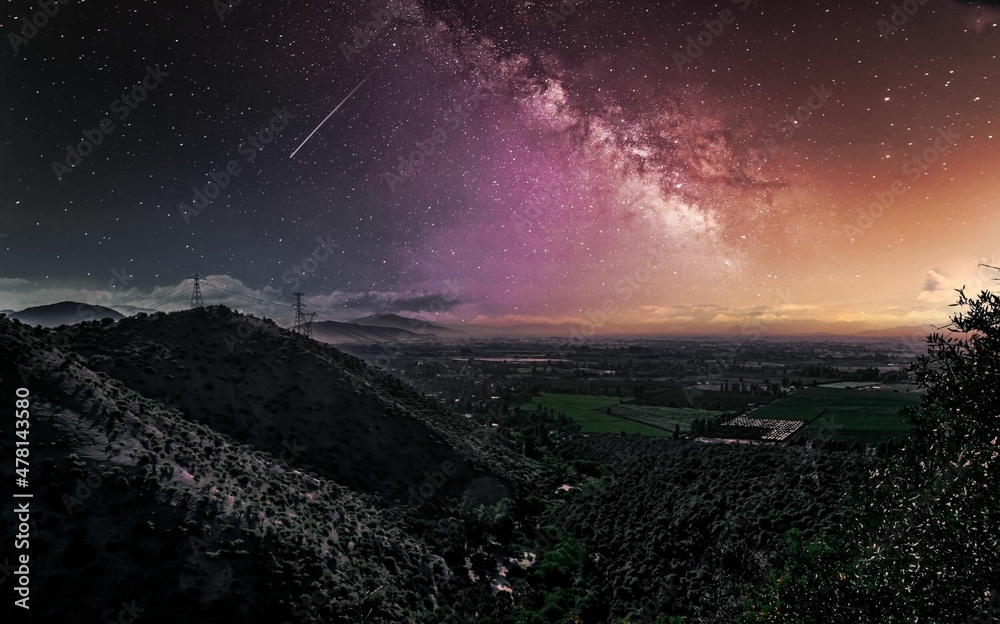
[917,265,999,304]
[922,269,948,293]
[309,289,462,315]
[0,272,456,326]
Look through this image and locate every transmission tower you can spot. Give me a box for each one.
[305,312,317,338]
[292,293,314,336]
[188,273,207,308]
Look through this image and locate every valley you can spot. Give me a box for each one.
[0,307,990,622]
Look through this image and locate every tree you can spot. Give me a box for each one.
[742,283,1000,623]
[906,286,1000,458]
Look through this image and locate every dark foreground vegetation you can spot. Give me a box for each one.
[737,288,1000,623]
[0,286,996,622]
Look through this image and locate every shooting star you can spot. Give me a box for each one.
[290,70,375,159]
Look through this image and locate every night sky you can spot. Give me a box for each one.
[2,0,999,333]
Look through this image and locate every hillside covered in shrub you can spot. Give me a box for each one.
[2,291,995,622]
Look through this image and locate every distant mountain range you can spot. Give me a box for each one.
[457,320,945,340]
[4,301,124,327]
[0,300,945,339]
[307,313,468,345]
[352,313,466,337]
[312,319,426,344]
[708,320,942,340]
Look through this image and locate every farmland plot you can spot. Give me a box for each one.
[710,416,804,441]
[608,404,726,430]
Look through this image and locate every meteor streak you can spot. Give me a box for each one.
[290,70,375,159]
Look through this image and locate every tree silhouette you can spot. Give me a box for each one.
[741,280,1000,623]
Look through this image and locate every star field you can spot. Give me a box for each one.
[2,0,999,332]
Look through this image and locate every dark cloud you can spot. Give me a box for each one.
[923,271,945,293]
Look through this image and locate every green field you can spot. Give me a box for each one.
[521,393,671,436]
[751,387,922,441]
[646,387,762,411]
[522,387,923,441]
[609,404,726,431]
[819,381,880,389]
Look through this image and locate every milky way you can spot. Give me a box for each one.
[2,0,999,333]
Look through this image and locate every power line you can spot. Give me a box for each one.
[298,303,353,324]
[210,276,355,323]
[210,276,289,304]
[117,283,189,311]
[208,280,289,310]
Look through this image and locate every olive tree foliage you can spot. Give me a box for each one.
[740,279,1000,623]
[863,284,1000,622]
[907,285,1000,460]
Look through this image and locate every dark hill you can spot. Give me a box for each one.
[58,306,539,504]
[8,301,124,327]
[0,307,543,623]
[0,315,444,622]
[353,313,466,337]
